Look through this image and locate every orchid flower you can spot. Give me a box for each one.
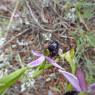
[28,50,64,70]
[28,50,95,94]
[59,68,95,93]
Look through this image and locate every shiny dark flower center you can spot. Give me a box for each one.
[48,40,59,57]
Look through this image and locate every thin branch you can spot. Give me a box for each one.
[25,0,65,33]
[7,0,19,30]
[3,28,31,47]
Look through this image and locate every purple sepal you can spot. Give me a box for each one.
[46,56,64,70]
[76,68,88,91]
[58,69,81,92]
[88,83,95,91]
[28,56,45,67]
[32,50,43,57]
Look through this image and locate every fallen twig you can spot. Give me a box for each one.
[3,28,31,47]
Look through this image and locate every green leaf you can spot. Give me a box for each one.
[65,84,73,92]
[86,33,95,47]
[44,49,50,56]
[76,2,95,20]
[81,8,94,19]
[60,49,76,74]
[64,48,75,64]
[32,63,52,78]
[0,67,27,94]
[78,92,89,95]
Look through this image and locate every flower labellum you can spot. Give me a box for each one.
[48,40,59,57]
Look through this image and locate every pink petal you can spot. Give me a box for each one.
[46,57,64,70]
[28,56,45,67]
[59,69,81,92]
[76,68,88,91]
[32,50,43,57]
